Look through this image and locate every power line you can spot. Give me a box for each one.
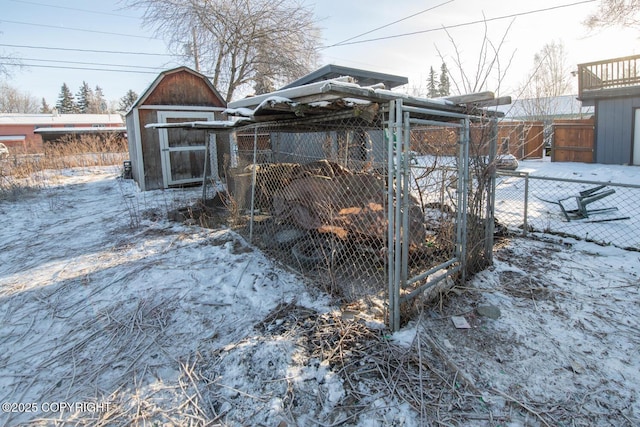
[0,62,161,74]
[0,18,160,40]
[322,0,597,48]
[1,62,212,78]
[0,56,168,71]
[0,43,172,57]
[7,0,139,19]
[327,0,455,48]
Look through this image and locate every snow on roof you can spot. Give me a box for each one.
[34,126,127,134]
[228,78,459,114]
[494,95,594,119]
[0,113,124,126]
[144,119,248,130]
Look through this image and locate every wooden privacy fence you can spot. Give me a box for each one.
[552,118,595,163]
[411,121,544,159]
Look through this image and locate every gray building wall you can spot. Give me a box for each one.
[595,96,640,164]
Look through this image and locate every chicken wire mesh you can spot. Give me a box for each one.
[495,171,640,250]
[221,105,497,327]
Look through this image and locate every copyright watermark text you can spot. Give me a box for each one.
[2,401,111,414]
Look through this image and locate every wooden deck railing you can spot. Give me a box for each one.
[578,54,640,97]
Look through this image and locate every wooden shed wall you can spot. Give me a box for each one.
[594,96,640,164]
[143,71,225,107]
[138,109,164,190]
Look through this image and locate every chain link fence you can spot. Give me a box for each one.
[221,104,496,328]
[495,171,640,250]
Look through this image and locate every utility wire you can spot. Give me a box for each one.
[0,56,168,70]
[0,62,213,78]
[0,19,160,40]
[329,0,454,47]
[0,43,172,57]
[7,0,139,19]
[322,0,597,48]
[0,62,161,74]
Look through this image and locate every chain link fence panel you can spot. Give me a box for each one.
[495,171,640,250]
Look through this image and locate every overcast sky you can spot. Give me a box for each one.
[0,0,638,108]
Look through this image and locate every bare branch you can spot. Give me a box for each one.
[584,0,640,29]
[124,0,321,101]
[436,19,516,96]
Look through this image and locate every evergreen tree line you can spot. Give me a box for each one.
[40,83,139,115]
[427,63,451,98]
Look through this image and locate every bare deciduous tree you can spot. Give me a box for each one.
[585,0,640,29]
[0,83,39,113]
[436,19,516,96]
[517,41,573,119]
[0,30,22,79]
[125,0,321,101]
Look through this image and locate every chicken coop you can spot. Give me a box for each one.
[152,78,504,330]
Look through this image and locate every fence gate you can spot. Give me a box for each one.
[552,118,595,163]
[387,100,470,331]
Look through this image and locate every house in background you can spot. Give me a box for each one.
[497,94,593,122]
[125,66,227,191]
[578,54,640,165]
[0,113,124,153]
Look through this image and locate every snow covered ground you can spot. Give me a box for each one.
[0,164,638,426]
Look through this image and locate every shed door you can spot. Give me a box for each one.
[634,109,640,166]
[158,111,215,188]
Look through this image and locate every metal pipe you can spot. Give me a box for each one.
[455,119,464,263]
[524,173,529,237]
[400,265,461,303]
[401,111,411,289]
[392,99,404,331]
[387,100,397,332]
[249,127,258,243]
[461,118,470,283]
[408,118,463,128]
[406,257,459,286]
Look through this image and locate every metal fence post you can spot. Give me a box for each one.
[485,118,498,264]
[386,100,400,332]
[401,111,411,291]
[523,173,529,237]
[459,118,470,283]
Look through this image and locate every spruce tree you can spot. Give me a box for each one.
[427,66,439,98]
[40,98,51,114]
[438,62,451,97]
[56,83,78,114]
[119,89,139,112]
[76,81,94,113]
[93,85,107,113]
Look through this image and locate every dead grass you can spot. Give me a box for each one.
[0,134,127,201]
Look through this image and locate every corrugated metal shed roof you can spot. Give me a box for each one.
[280,64,409,90]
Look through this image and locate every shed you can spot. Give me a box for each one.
[578,54,640,165]
[125,66,227,191]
